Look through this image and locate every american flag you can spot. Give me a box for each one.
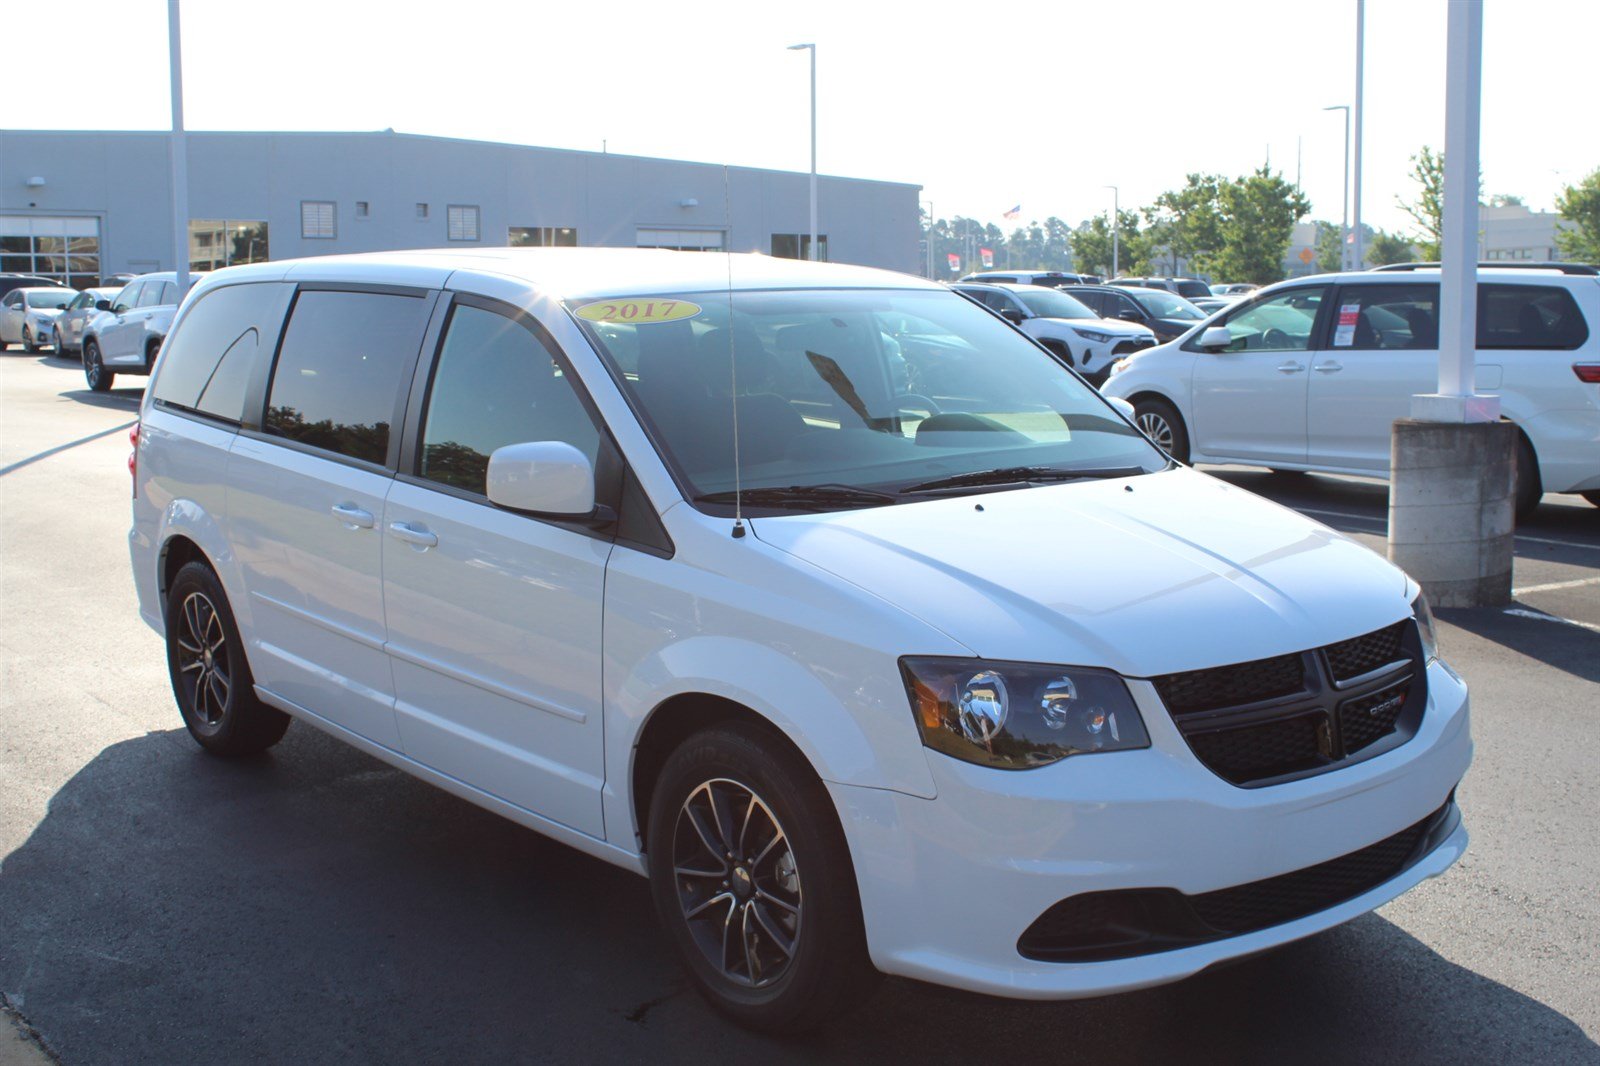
[1002,204,1021,220]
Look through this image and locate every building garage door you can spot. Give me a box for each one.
[0,215,101,289]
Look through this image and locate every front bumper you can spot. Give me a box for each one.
[831,659,1471,999]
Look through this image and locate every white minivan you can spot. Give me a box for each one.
[1103,267,1600,516]
[129,249,1471,1032]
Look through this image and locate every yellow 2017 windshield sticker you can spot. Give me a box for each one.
[575,298,701,324]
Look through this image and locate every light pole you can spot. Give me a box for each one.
[1103,185,1119,278]
[1324,104,1350,271]
[787,43,818,261]
[168,0,190,295]
[1353,0,1366,270]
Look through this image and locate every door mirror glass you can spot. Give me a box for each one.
[1198,325,1233,350]
[486,441,596,516]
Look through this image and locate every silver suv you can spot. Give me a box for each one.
[82,272,203,391]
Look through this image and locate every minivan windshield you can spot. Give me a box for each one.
[576,288,1165,512]
[1014,288,1097,320]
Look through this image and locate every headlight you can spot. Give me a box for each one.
[1070,328,1114,344]
[901,657,1150,770]
[1411,593,1439,663]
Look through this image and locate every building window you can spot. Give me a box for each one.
[771,233,829,261]
[416,202,429,220]
[0,215,101,288]
[508,226,578,247]
[355,201,370,219]
[300,201,336,239]
[636,228,725,252]
[447,205,481,242]
[189,220,270,272]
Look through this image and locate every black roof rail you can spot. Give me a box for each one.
[1371,261,1600,276]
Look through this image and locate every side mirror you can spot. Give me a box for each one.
[486,441,597,517]
[96,299,112,311]
[1198,325,1233,350]
[1106,396,1136,420]
[1116,310,1142,322]
[1000,307,1026,324]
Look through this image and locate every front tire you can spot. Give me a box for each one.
[646,723,875,1033]
[1133,396,1190,463]
[22,326,38,353]
[84,339,113,392]
[165,561,291,756]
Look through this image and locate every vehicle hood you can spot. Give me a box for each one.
[28,307,64,318]
[751,466,1410,678]
[1030,317,1154,340]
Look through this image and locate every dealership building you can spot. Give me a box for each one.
[0,129,923,288]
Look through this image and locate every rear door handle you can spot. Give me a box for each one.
[1276,362,1306,374]
[388,521,438,549]
[330,502,375,529]
[1314,361,1344,373]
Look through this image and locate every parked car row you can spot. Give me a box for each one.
[951,282,1157,384]
[1102,266,1600,515]
[0,271,194,392]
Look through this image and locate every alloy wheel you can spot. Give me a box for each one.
[672,778,802,989]
[1137,411,1175,452]
[175,591,231,727]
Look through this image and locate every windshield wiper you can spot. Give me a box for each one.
[898,465,1148,495]
[693,484,901,511]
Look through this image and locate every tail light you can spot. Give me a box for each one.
[128,421,140,497]
[1573,363,1600,384]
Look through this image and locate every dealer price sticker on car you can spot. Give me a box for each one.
[1333,302,1361,347]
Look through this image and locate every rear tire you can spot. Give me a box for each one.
[84,339,113,392]
[1513,433,1542,522]
[165,560,290,756]
[1133,396,1190,463]
[645,722,876,1033]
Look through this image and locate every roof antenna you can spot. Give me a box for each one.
[723,164,746,539]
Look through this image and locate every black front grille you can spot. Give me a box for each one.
[1150,621,1426,787]
[1152,653,1304,715]
[1325,622,1406,682]
[1018,800,1454,962]
[1113,338,1156,356]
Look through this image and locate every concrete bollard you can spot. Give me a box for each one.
[1387,419,1515,607]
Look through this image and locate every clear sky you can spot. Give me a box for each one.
[13,0,1599,237]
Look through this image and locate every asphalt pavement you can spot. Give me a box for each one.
[1,349,1596,1064]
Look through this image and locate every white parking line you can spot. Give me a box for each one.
[1512,576,1600,596]
[1502,607,1600,634]
[1294,506,1600,553]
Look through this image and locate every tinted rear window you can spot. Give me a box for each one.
[1477,284,1588,350]
[264,289,431,465]
[150,283,292,422]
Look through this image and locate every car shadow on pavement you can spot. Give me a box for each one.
[1438,605,1600,684]
[2,726,1594,1065]
[54,387,142,414]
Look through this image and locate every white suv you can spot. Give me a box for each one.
[953,281,1156,383]
[82,271,202,391]
[1104,268,1600,515]
[129,249,1470,1031]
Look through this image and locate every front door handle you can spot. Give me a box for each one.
[1314,361,1344,373]
[330,502,375,529]
[1276,362,1306,374]
[388,521,438,549]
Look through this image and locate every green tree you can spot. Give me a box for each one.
[1201,167,1311,285]
[1148,173,1226,274]
[1366,229,1415,266]
[1555,168,1600,263]
[1313,221,1344,273]
[1073,210,1143,276]
[1398,146,1445,259]
[1487,193,1525,208]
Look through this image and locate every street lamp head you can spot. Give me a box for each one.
[788,43,814,51]
[1323,104,1349,113]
